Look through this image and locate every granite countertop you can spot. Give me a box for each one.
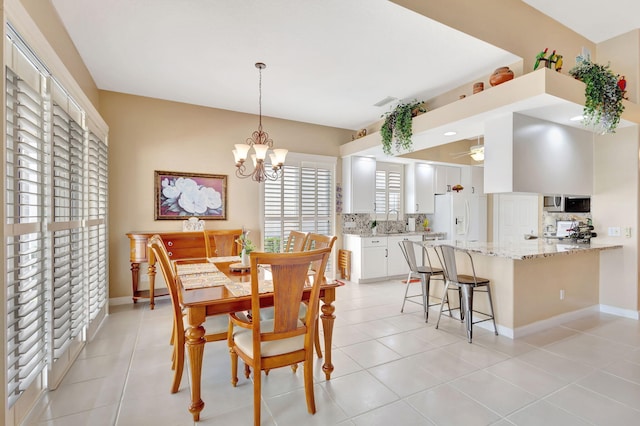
[423,239,622,260]
[344,231,447,238]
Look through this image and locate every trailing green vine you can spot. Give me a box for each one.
[569,59,625,134]
[380,100,425,155]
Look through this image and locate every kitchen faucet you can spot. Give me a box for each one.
[386,208,400,233]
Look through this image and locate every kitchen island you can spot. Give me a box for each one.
[424,239,623,338]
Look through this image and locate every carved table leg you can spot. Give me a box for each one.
[320,293,336,380]
[147,262,156,310]
[185,307,206,421]
[131,262,140,303]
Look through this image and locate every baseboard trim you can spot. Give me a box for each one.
[109,296,133,306]
[599,304,640,320]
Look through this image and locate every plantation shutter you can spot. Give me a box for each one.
[262,154,336,265]
[5,63,49,407]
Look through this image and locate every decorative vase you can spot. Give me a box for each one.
[241,248,249,266]
[372,227,377,236]
[489,66,514,86]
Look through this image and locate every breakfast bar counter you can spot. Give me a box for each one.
[423,239,623,337]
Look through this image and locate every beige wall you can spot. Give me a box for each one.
[392,0,595,73]
[100,91,351,298]
[18,0,99,107]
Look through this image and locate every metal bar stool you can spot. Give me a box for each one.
[398,240,446,322]
[434,244,498,343]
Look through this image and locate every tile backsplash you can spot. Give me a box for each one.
[341,213,431,235]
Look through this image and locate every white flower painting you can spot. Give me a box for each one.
[155,171,227,220]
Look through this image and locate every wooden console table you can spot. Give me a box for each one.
[126,231,208,309]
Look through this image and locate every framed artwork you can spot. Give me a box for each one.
[154,170,227,220]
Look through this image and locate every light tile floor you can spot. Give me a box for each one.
[27,279,640,425]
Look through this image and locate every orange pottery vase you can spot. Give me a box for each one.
[489,66,514,86]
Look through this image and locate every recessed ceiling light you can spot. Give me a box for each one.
[570,115,584,121]
[444,131,457,136]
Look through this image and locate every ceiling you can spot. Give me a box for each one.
[50,0,640,132]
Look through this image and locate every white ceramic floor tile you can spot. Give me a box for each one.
[23,279,640,426]
[543,333,633,368]
[406,384,501,426]
[350,400,434,425]
[450,370,537,416]
[602,359,640,385]
[544,384,640,425]
[320,370,399,417]
[485,358,567,397]
[507,400,592,426]
[377,330,437,356]
[409,347,480,381]
[265,384,348,425]
[368,356,444,397]
[577,370,640,409]
[339,340,402,369]
[516,348,595,382]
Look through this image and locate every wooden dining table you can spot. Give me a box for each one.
[174,257,342,422]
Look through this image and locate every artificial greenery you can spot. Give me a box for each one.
[380,100,426,155]
[569,59,625,134]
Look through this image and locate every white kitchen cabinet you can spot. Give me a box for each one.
[343,234,423,283]
[342,156,376,213]
[434,165,461,194]
[405,162,435,214]
[461,165,484,194]
[361,237,387,280]
[387,235,423,277]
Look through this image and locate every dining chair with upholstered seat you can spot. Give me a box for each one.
[148,234,230,393]
[203,229,243,257]
[434,244,498,343]
[228,248,332,426]
[284,230,308,252]
[398,240,446,322]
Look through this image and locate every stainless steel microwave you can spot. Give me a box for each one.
[543,195,590,213]
[543,195,564,212]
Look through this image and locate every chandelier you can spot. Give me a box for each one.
[232,62,287,182]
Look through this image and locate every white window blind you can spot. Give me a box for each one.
[374,163,402,218]
[86,132,108,322]
[4,25,109,409]
[51,101,87,360]
[263,155,335,256]
[5,65,50,407]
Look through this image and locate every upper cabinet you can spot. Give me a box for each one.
[461,166,484,194]
[405,162,435,214]
[342,156,376,213]
[484,113,593,195]
[434,165,461,194]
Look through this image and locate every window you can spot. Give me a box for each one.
[374,162,402,219]
[4,25,109,409]
[262,153,336,258]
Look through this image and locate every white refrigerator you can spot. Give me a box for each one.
[433,192,487,242]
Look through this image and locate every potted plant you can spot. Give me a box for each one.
[370,219,378,235]
[569,58,625,134]
[380,100,426,155]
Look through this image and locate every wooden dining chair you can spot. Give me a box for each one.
[148,234,230,393]
[284,230,308,252]
[302,233,337,357]
[228,247,332,426]
[203,229,243,257]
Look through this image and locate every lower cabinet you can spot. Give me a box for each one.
[343,234,423,283]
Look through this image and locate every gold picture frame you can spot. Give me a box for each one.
[154,170,227,220]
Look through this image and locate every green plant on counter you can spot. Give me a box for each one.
[370,220,377,229]
[569,58,625,134]
[380,100,426,155]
